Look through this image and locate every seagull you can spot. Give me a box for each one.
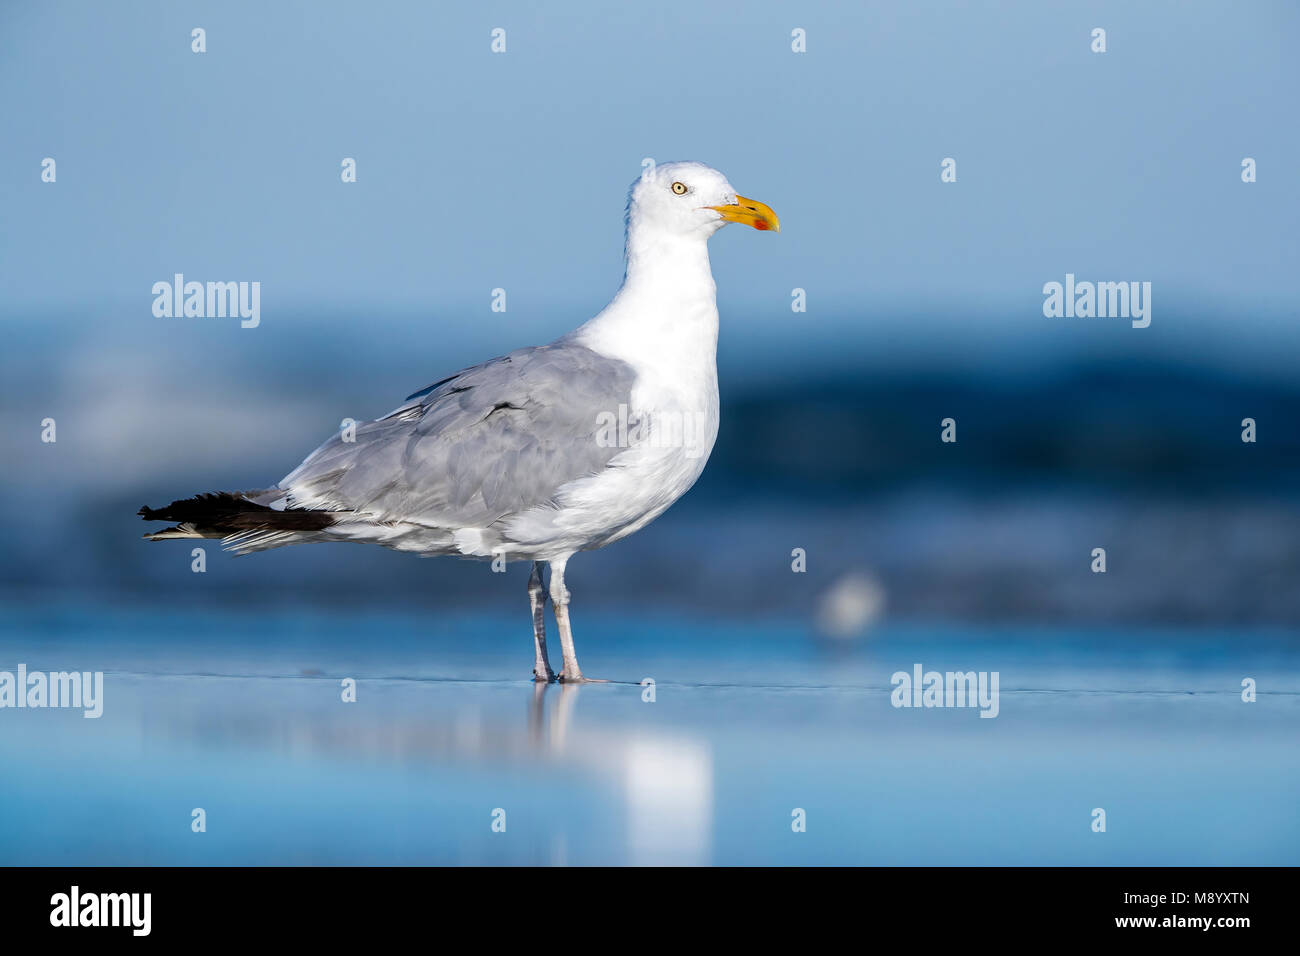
[139,161,779,682]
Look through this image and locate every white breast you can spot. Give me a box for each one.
[504,227,724,559]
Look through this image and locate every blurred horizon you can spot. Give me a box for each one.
[6,322,1299,628]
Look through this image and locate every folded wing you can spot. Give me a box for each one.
[280,343,638,530]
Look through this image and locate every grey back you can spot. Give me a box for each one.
[279,343,638,529]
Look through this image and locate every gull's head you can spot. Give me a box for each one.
[628,161,779,239]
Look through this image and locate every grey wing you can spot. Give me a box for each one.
[279,343,637,528]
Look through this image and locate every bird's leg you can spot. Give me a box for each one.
[549,557,602,683]
[549,558,582,682]
[529,561,556,682]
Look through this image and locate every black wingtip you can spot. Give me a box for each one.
[135,492,335,536]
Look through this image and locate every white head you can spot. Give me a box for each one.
[627,161,780,242]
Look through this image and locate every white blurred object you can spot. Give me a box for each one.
[624,738,713,866]
[815,571,887,640]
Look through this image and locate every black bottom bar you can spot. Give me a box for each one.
[0,866,1281,941]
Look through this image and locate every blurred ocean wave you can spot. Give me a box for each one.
[5,318,1299,628]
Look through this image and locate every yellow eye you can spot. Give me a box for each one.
[671,181,688,195]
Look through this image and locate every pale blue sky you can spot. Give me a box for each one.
[2,0,1296,375]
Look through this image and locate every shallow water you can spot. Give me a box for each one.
[1,603,1296,865]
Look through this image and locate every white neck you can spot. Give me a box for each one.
[567,222,721,376]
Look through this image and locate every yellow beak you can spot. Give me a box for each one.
[707,194,780,232]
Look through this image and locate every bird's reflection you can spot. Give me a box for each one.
[146,676,713,864]
[528,680,581,753]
